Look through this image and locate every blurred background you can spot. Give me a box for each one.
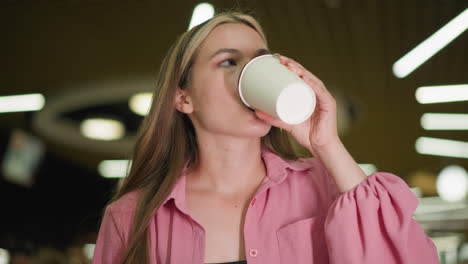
[1,0,467,263]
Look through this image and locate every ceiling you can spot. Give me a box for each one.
[1,0,467,247]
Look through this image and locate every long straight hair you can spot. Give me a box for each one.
[111,11,307,263]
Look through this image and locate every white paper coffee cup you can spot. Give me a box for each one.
[238,54,316,125]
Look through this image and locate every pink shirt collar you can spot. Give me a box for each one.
[161,146,312,216]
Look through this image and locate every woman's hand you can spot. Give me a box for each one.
[255,54,340,156]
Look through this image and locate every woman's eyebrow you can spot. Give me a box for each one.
[209,48,271,60]
[255,48,271,57]
[209,48,240,59]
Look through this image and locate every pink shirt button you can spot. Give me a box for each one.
[251,198,256,206]
[249,249,258,257]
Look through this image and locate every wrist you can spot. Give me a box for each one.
[309,137,342,156]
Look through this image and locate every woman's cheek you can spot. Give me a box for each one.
[224,70,241,98]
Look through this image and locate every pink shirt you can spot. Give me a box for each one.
[93,147,440,264]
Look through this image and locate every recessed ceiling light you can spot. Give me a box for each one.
[129,92,152,116]
[80,118,125,141]
[0,93,45,113]
[98,159,131,178]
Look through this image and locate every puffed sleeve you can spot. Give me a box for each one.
[93,205,126,264]
[324,172,440,264]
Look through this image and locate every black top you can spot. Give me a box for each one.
[206,261,247,264]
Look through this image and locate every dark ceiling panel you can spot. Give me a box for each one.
[1,0,467,247]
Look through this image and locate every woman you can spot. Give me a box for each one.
[93,11,439,264]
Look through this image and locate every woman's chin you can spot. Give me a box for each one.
[228,110,272,136]
[244,119,272,136]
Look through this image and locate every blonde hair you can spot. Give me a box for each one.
[112,11,305,263]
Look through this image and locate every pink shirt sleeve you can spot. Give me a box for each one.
[324,172,440,264]
[93,204,126,264]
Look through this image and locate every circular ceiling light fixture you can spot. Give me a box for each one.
[436,165,468,202]
[32,77,153,156]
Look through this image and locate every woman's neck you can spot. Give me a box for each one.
[186,138,266,194]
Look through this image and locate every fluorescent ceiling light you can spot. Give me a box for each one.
[415,196,467,215]
[415,84,468,104]
[358,163,377,176]
[415,137,468,159]
[80,118,125,141]
[431,235,464,253]
[129,92,152,116]
[188,3,215,30]
[83,244,96,260]
[410,187,422,198]
[421,113,468,130]
[0,248,9,264]
[393,8,468,78]
[0,93,45,113]
[436,165,468,202]
[98,159,131,178]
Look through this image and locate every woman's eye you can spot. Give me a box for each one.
[220,58,237,67]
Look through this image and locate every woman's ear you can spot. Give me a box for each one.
[174,87,194,114]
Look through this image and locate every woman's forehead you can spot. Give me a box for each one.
[198,23,266,59]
